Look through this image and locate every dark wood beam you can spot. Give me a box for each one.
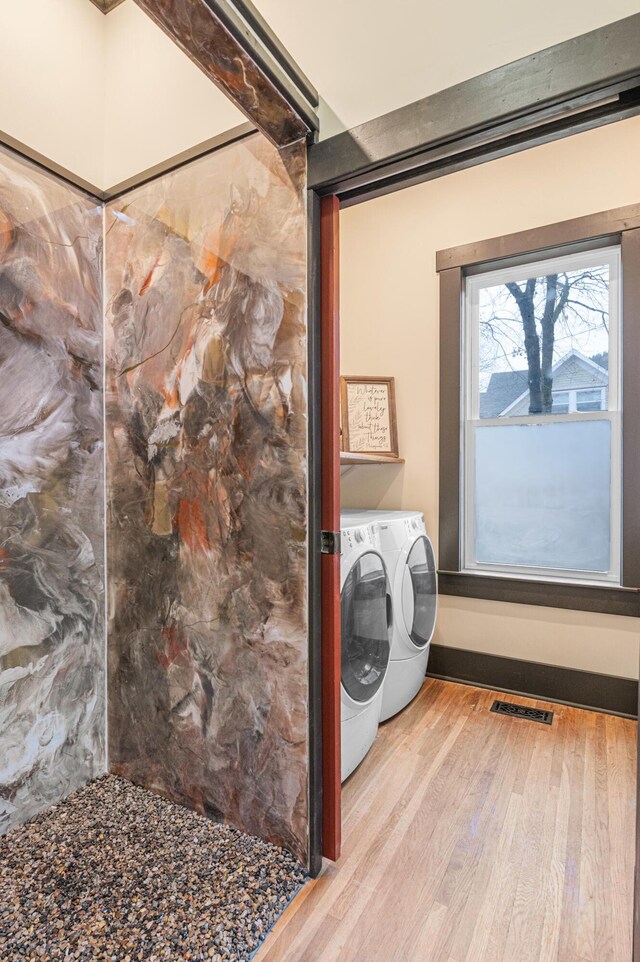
[134,0,317,148]
[308,14,640,199]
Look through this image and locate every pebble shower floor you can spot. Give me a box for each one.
[0,776,306,961]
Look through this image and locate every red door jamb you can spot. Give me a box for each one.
[320,194,341,861]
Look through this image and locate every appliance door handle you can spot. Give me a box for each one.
[386,591,393,627]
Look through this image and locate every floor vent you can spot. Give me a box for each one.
[490,700,553,725]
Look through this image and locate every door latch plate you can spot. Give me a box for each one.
[321,530,342,555]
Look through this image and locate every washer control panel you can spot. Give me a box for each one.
[340,522,381,551]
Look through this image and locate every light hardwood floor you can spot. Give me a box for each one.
[257,679,637,962]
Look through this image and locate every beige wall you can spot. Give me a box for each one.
[0,0,105,186]
[103,2,244,188]
[340,117,640,680]
[255,0,640,134]
[0,0,245,190]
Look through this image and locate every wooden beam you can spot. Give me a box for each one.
[308,14,640,198]
[134,0,317,147]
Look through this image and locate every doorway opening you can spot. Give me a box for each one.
[314,118,640,962]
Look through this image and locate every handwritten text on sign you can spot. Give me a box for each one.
[346,382,393,452]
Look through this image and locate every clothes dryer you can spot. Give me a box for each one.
[340,515,392,781]
[341,510,437,721]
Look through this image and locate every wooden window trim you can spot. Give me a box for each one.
[436,203,640,271]
[437,203,640,617]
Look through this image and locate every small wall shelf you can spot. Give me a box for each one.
[340,452,405,466]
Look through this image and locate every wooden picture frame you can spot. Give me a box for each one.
[340,376,399,456]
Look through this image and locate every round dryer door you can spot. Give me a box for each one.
[341,551,392,704]
[401,535,437,649]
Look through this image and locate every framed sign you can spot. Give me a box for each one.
[340,376,399,456]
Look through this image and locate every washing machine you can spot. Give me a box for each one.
[341,510,437,721]
[340,515,393,781]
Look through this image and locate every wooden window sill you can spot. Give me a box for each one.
[438,570,640,617]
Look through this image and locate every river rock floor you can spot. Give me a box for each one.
[0,775,306,961]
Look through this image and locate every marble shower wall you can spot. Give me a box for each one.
[0,147,105,833]
[105,134,309,863]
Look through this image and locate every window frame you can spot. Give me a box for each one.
[437,205,640,616]
[462,244,622,587]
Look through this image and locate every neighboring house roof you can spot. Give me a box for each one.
[479,370,529,418]
[480,349,608,417]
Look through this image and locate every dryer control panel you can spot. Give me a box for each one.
[377,513,425,552]
[403,514,425,537]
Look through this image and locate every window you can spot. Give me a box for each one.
[576,388,605,412]
[463,246,621,585]
[551,388,605,414]
[551,391,570,414]
[437,205,640,616]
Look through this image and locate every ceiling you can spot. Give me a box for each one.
[253,0,640,137]
[0,0,246,191]
[5,0,640,188]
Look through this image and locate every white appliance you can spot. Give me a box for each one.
[340,515,393,781]
[342,510,437,722]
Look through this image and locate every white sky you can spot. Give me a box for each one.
[477,267,610,392]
